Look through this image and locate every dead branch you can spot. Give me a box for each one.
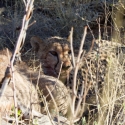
[46,86,60,125]
[95,18,101,112]
[57,62,63,79]
[69,27,75,67]
[71,26,87,122]
[42,96,55,125]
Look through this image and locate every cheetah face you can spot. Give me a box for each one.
[30,36,72,81]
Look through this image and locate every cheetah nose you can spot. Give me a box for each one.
[62,65,71,70]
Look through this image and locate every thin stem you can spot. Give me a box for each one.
[69,27,75,67]
[72,26,87,119]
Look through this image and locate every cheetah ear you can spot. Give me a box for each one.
[67,28,73,43]
[67,34,71,43]
[30,36,45,52]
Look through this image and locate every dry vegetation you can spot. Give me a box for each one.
[0,0,125,125]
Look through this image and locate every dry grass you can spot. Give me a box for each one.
[1,0,125,125]
[0,0,116,50]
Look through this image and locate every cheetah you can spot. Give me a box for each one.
[30,36,125,124]
[0,49,71,122]
[0,49,41,118]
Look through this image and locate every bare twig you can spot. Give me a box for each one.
[28,20,36,28]
[74,81,84,117]
[87,23,95,40]
[43,96,55,125]
[89,39,95,52]
[22,0,26,7]
[12,0,34,59]
[57,62,63,79]
[96,18,101,108]
[69,27,75,67]
[46,86,60,125]
[11,1,34,124]
[71,26,87,121]
[36,62,42,87]
[79,72,91,118]
[98,18,101,42]
[87,23,95,53]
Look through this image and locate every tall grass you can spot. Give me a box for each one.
[1,0,125,125]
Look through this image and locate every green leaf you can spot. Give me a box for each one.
[81,117,86,125]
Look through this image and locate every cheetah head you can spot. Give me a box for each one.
[30,36,72,83]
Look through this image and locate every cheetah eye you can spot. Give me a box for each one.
[68,50,71,54]
[49,51,57,56]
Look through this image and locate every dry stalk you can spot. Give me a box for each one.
[71,26,95,122]
[104,0,111,40]
[87,23,95,40]
[71,26,87,121]
[36,62,42,87]
[13,0,34,57]
[23,0,26,6]
[57,62,63,79]
[28,20,36,28]
[37,83,55,125]
[46,86,60,125]
[79,72,91,118]
[95,18,101,113]
[75,61,91,119]
[42,62,63,124]
[74,80,84,118]
[98,18,101,41]
[89,39,95,52]
[42,96,55,125]
[69,27,75,67]
[86,39,95,56]
[35,62,62,124]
